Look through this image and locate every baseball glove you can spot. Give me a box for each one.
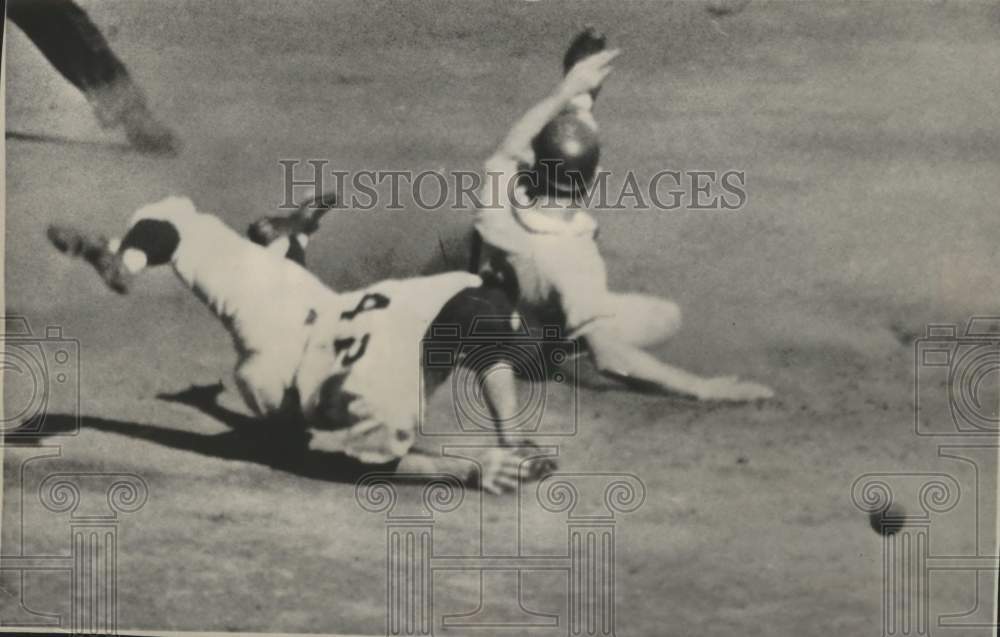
[563,26,608,74]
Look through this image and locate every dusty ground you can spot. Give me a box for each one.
[3,1,998,635]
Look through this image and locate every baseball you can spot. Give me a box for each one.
[869,505,906,536]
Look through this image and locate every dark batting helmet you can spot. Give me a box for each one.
[529,113,600,199]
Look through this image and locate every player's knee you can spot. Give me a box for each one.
[640,297,681,346]
[659,299,682,337]
[610,294,681,348]
[234,358,288,418]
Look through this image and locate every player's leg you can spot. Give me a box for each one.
[7,0,178,154]
[47,225,131,293]
[233,352,312,460]
[583,322,774,401]
[597,292,682,350]
[233,354,292,420]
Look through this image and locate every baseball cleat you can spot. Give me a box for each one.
[88,79,180,156]
[121,105,181,156]
[247,189,339,247]
[47,225,132,294]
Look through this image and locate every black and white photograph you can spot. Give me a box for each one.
[1,1,998,635]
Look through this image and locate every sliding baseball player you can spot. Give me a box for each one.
[49,196,551,494]
[469,42,775,401]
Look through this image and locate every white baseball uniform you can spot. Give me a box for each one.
[124,197,480,463]
[294,272,480,464]
[475,185,681,348]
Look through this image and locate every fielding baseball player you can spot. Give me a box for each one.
[48,196,552,494]
[470,44,774,402]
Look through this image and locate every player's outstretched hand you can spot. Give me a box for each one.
[477,447,525,495]
[560,49,620,100]
[508,440,559,482]
[563,26,608,74]
[695,375,775,402]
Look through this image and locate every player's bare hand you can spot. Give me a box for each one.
[695,376,775,402]
[508,440,559,482]
[559,49,620,100]
[477,447,524,495]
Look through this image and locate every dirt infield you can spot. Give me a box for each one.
[3,1,998,635]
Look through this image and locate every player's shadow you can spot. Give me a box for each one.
[7,383,390,483]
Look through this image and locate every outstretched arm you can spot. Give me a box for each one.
[479,50,620,214]
[399,358,554,495]
[397,356,522,495]
[403,285,557,493]
[585,332,775,402]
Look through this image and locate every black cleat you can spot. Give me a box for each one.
[88,79,180,157]
[247,189,338,247]
[121,105,181,156]
[47,225,132,294]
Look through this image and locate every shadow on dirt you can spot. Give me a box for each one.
[4,382,395,483]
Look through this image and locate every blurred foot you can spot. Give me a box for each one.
[88,78,179,156]
[121,104,180,156]
[47,225,131,294]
